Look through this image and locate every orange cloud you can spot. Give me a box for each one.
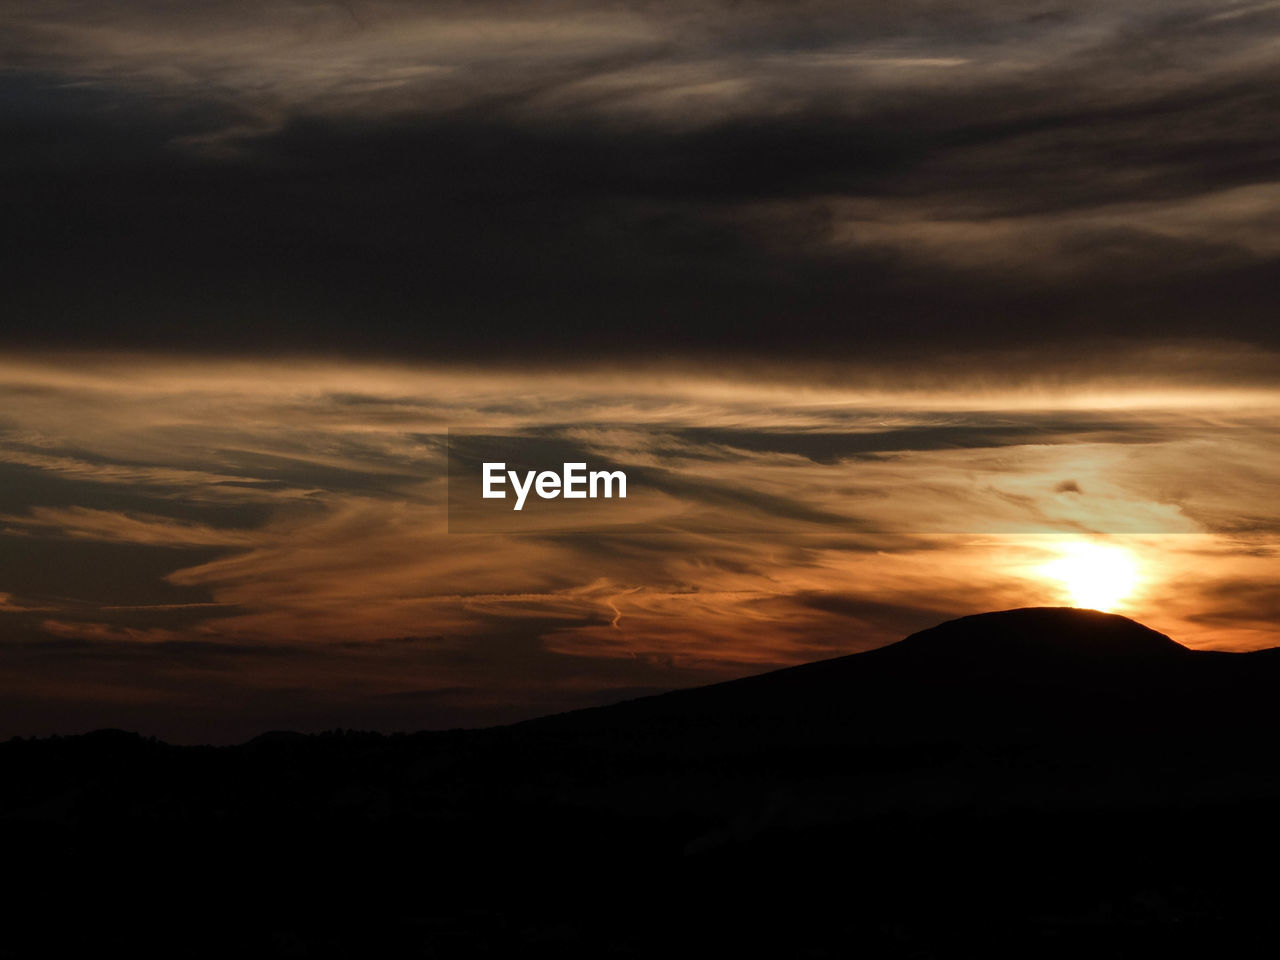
[0,353,1277,739]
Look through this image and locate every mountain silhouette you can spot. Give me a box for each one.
[518,607,1235,747]
[875,606,1191,663]
[3,607,1279,958]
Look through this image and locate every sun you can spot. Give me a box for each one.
[1037,541,1140,611]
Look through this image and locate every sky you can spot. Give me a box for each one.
[3,2,1280,741]
[6,0,1280,359]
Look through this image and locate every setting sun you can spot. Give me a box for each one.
[1038,541,1141,611]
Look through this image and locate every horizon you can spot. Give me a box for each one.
[2,604,1237,747]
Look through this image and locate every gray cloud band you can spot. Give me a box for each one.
[4,1,1280,358]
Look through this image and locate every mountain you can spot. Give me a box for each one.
[3,608,1279,958]
[871,605,1191,662]
[520,607,1263,744]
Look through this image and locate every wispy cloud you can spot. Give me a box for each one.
[1,506,262,547]
[0,354,1277,742]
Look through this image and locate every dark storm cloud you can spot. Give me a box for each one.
[4,0,1280,360]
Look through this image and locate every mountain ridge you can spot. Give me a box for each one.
[5,606,1280,957]
[513,606,1240,736]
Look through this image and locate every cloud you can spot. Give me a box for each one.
[4,2,1280,357]
[3,355,1276,652]
[37,618,186,644]
[0,361,1279,736]
[0,506,262,547]
[0,592,55,613]
[811,183,1280,279]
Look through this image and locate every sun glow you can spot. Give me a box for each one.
[1038,541,1141,611]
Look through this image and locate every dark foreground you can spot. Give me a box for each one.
[5,608,1279,958]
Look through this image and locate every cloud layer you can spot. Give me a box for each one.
[4,1,1280,358]
[1,354,1278,740]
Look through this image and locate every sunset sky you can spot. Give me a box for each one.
[3,1,1280,741]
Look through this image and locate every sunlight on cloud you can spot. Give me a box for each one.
[0,354,1278,716]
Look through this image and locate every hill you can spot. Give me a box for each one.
[2,608,1278,958]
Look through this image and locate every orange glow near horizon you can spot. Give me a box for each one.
[0,354,1278,737]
